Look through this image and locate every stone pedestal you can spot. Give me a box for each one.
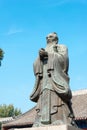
[15,125,82,130]
[28,125,81,130]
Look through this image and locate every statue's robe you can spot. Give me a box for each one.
[30,43,72,126]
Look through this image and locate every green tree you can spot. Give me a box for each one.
[0,48,4,66]
[0,122,2,130]
[0,104,22,117]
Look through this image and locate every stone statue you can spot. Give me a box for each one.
[30,32,75,127]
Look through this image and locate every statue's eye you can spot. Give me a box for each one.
[49,35,53,38]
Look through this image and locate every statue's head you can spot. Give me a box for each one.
[46,32,59,44]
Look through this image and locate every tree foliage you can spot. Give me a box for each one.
[0,48,4,66]
[0,48,4,60]
[0,104,22,117]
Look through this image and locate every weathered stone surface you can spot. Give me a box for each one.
[15,125,81,130]
[30,32,75,126]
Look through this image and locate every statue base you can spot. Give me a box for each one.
[30,125,81,130]
[27,125,81,130]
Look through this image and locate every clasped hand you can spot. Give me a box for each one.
[39,48,48,58]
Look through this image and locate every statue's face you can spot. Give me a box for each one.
[46,33,58,44]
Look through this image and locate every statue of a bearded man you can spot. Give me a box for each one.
[30,32,75,127]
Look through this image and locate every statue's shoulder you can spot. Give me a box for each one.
[57,44,68,52]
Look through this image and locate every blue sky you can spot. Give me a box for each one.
[0,0,87,113]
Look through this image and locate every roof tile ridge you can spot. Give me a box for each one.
[72,89,87,96]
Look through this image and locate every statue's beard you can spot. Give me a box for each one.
[47,39,58,44]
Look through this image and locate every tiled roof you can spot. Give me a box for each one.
[2,89,87,128]
[72,89,87,120]
[72,89,87,96]
[0,117,13,123]
[2,106,36,128]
